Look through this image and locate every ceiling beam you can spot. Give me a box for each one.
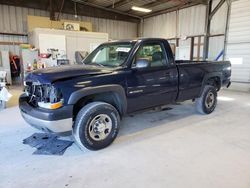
[142,0,172,8]
[0,0,141,23]
[49,0,56,20]
[107,0,132,9]
[189,0,208,4]
[72,0,141,19]
[143,2,200,18]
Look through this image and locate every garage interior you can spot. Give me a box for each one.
[0,0,250,187]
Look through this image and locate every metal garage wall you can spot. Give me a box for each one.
[142,5,207,38]
[208,35,225,60]
[225,0,250,83]
[142,5,207,61]
[143,11,177,38]
[178,5,206,37]
[142,2,229,61]
[0,5,49,55]
[0,5,137,55]
[0,5,50,33]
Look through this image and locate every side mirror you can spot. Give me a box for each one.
[135,59,150,69]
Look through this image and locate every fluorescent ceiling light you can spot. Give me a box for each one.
[131,6,152,13]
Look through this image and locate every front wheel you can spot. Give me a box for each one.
[73,102,120,150]
[196,85,217,114]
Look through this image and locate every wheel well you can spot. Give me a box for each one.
[73,92,123,120]
[205,76,221,91]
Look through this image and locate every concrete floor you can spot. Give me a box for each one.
[0,89,250,188]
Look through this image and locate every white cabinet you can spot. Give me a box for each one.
[28,28,109,64]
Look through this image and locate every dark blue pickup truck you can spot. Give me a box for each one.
[19,38,231,150]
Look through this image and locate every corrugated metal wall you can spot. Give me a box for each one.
[0,4,137,55]
[178,5,206,37]
[142,2,229,60]
[0,5,49,55]
[143,11,177,38]
[142,2,228,38]
[225,0,250,83]
[208,35,224,60]
[142,5,207,38]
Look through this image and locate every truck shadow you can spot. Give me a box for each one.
[111,101,199,148]
[66,96,234,155]
[66,101,199,155]
[111,94,237,150]
[62,95,236,155]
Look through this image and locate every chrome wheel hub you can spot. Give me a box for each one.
[205,91,215,108]
[89,114,112,141]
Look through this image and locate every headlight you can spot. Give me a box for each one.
[37,85,64,110]
[49,86,63,103]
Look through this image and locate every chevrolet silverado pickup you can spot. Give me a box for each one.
[19,38,231,150]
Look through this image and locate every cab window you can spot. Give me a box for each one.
[132,43,167,67]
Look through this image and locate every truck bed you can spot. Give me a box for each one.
[175,60,231,102]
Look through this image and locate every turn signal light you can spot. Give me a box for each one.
[38,100,63,110]
[50,101,63,109]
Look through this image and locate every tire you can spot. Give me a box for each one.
[195,85,217,114]
[73,102,120,150]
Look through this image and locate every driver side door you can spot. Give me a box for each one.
[126,41,178,113]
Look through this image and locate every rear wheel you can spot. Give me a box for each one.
[73,102,120,150]
[196,85,217,114]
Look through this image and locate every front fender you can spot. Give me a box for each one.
[68,84,127,115]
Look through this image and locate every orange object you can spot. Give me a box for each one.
[50,101,63,109]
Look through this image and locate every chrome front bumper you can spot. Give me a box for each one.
[21,111,72,133]
[19,94,73,135]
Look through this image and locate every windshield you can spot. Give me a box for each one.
[84,43,134,67]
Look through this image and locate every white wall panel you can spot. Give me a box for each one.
[178,5,206,37]
[208,36,225,60]
[225,0,250,82]
[0,5,50,33]
[143,5,207,38]
[143,11,177,38]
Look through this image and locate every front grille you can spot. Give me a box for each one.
[25,82,51,106]
[25,82,63,107]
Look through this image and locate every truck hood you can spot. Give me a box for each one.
[25,65,113,84]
